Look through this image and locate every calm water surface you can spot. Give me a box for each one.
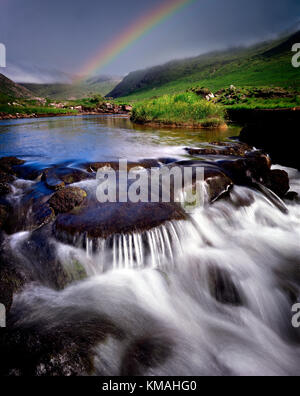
[0,115,240,165]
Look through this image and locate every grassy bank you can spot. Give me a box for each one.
[131,92,226,128]
[0,104,77,116]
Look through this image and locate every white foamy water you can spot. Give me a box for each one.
[11,184,300,376]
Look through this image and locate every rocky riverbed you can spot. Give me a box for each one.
[1,137,299,375]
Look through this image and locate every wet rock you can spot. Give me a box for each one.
[0,280,13,313]
[42,172,65,191]
[54,201,186,241]
[4,181,55,234]
[265,169,290,198]
[0,242,27,313]
[0,171,15,184]
[208,265,242,306]
[31,203,56,229]
[121,333,174,376]
[13,164,45,181]
[49,187,87,214]
[0,308,125,376]
[285,191,299,201]
[185,142,250,157]
[86,159,160,173]
[170,160,234,203]
[218,151,271,186]
[205,169,233,202]
[0,182,11,196]
[0,157,25,174]
[42,167,92,190]
[158,158,178,165]
[0,203,10,229]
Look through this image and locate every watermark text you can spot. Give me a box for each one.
[292,43,300,68]
[0,43,6,68]
[0,303,6,328]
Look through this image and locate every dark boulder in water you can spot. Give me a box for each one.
[54,201,186,241]
[85,159,161,173]
[31,203,56,230]
[49,187,87,214]
[121,332,174,376]
[0,171,15,184]
[0,241,26,314]
[217,151,290,198]
[42,167,92,191]
[264,169,290,198]
[218,151,271,186]
[0,203,10,229]
[0,308,125,376]
[208,265,242,306]
[185,142,250,158]
[169,160,234,203]
[0,182,11,196]
[0,156,25,174]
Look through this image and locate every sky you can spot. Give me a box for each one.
[0,0,300,82]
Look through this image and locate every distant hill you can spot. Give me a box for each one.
[22,76,122,100]
[0,73,34,99]
[109,30,300,100]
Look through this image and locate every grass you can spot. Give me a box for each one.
[212,86,300,110]
[0,103,77,115]
[131,92,226,127]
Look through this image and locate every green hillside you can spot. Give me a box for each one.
[109,31,300,101]
[0,73,34,100]
[22,78,121,100]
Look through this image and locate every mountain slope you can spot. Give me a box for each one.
[22,76,121,100]
[109,31,300,100]
[0,73,34,99]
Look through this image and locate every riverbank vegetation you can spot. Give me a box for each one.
[131,92,226,128]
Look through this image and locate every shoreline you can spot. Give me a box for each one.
[132,119,228,130]
[0,111,130,121]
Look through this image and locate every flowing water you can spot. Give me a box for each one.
[1,115,300,376]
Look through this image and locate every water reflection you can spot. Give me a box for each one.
[0,115,241,166]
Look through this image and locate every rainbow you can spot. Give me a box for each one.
[76,0,196,82]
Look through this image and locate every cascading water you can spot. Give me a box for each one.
[1,116,300,376]
[4,165,300,376]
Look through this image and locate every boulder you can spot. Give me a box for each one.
[54,201,186,241]
[42,167,93,190]
[0,157,25,174]
[0,309,124,376]
[217,151,271,186]
[0,204,10,229]
[208,265,242,306]
[121,333,174,376]
[0,182,11,196]
[265,169,290,198]
[0,171,15,184]
[86,159,160,173]
[49,187,87,214]
[185,142,250,158]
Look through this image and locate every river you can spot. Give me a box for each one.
[1,115,300,376]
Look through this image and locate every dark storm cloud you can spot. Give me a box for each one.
[0,0,299,81]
